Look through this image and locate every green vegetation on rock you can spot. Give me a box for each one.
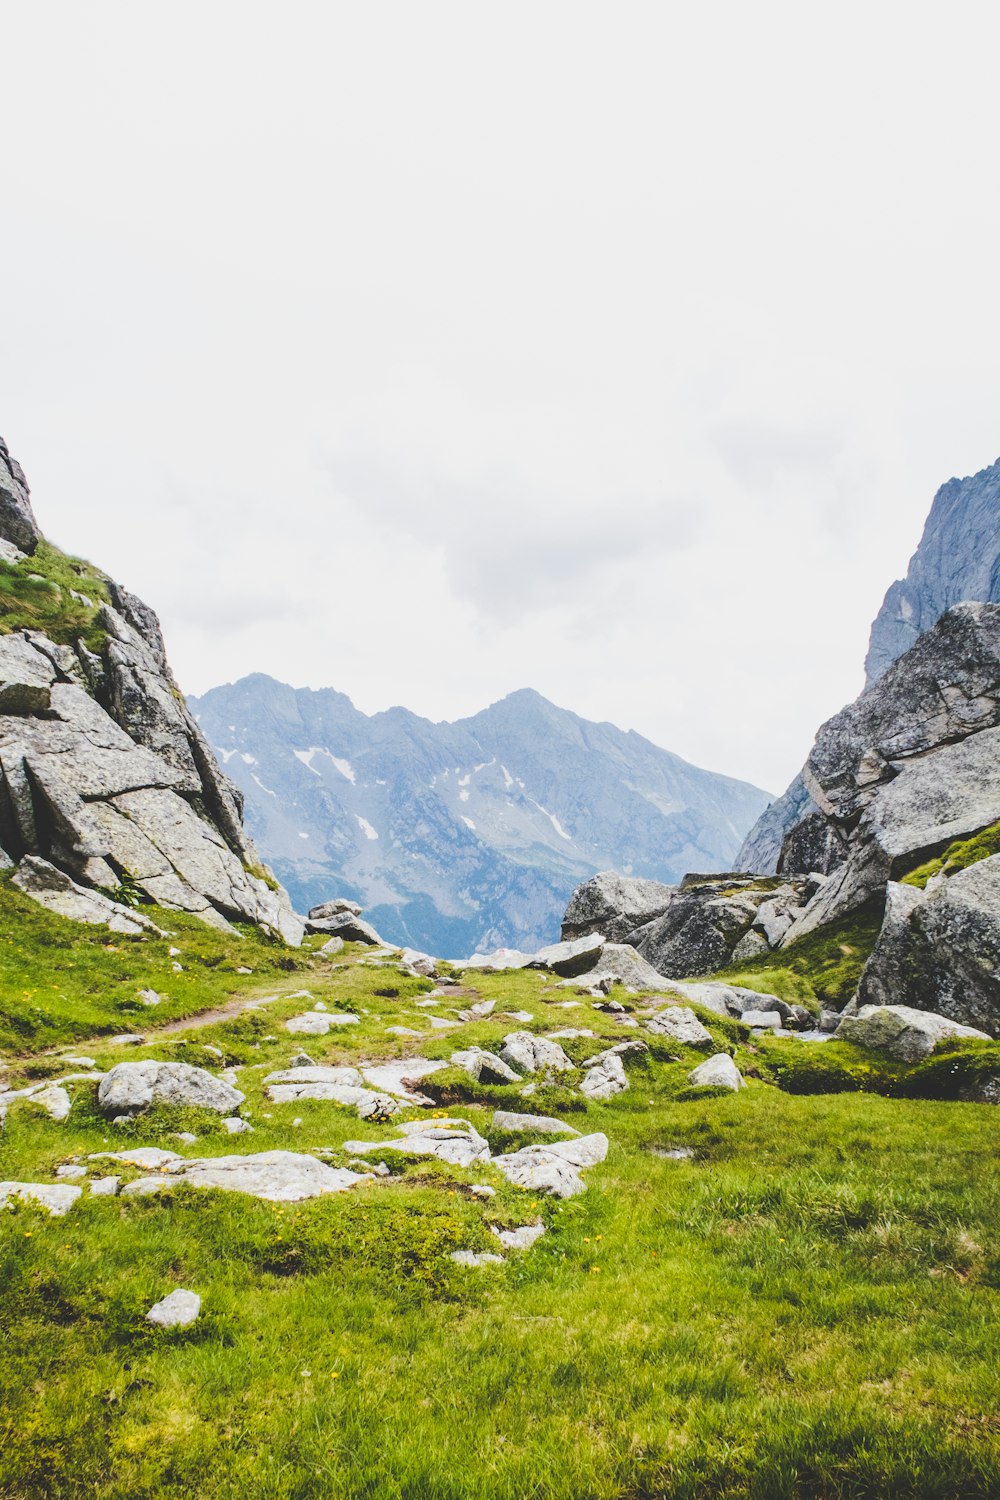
[0,540,110,653]
[902,819,1000,889]
[709,898,885,1009]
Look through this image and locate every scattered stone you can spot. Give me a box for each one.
[528,934,606,977]
[175,1132,198,1145]
[386,1026,423,1037]
[97,1062,244,1117]
[360,1058,447,1102]
[63,1055,96,1068]
[145,1289,201,1328]
[284,1012,360,1035]
[498,1032,574,1076]
[452,1047,521,1085]
[492,1110,580,1136]
[645,1007,713,1046]
[343,1119,490,1169]
[290,1052,315,1067]
[503,1010,535,1023]
[55,1164,86,1179]
[742,1010,783,1030]
[91,1147,184,1169]
[0,1182,82,1216]
[89,1176,120,1196]
[687,1054,746,1092]
[579,1054,628,1100]
[450,1250,504,1268]
[319,936,345,957]
[223,1117,252,1135]
[470,1183,496,1198]
[138,989,161,1007]
[491,1133,608,1199]
[546,1027,596,1039]
[490,1222,546,1250]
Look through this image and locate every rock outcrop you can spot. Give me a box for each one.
[733,605,1000,952]
[866,456,1000,686]
[853,860,1000,1033]
[0,437,302,943]
[834,1003,991,1061]
[559,870,814,979]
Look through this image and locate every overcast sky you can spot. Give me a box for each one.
[3,2,999,795]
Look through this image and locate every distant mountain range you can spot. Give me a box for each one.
[189,679,771,955]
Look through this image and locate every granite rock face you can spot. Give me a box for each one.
[0,438,40,555]
[0,437,302,944]
[866,456,1000,685]
[854,860,1000,1033]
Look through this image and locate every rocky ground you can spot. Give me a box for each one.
[2,888,1000,1498]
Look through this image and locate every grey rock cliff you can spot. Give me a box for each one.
[866,456,1000,685]
[0,436,300,943]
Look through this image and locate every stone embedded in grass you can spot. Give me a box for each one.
[62,1055,96,1068]
[386,1026,422,1037]
[55,1164,86,1179]
[123,1151,371,1203]
[451,1250,504,1268]
[645,1007,712,1046]
[359,1059,447,1103]
[175,1132,198,1145]
[138,989,161,1007]
[343,1119,491,1169]
[546,1028,596,1039]
[471,1184,496,1197]
[284,1012,359,1035]
[579,1054,628,1100]
[742,1010,783,1030]
[145,1289,201,1328]
[223,1117,253,1134]
[491,1110,580,1136]
[503,1010,535,1023]
[687,1054,746,1092]
[319,935,345,956]
[98,1061,245,1117]
[499,1032,574,1076]
[89,1176,120,1196]
[0,1082,73,1123]
[834,1004,992,1062]
[452,1047,520,1085]
[0,1181,82,1216]
[491,1133,609,1199]
[91,1148,184,1170]
[264,1066,400,1121]
[490,1222,545,1251]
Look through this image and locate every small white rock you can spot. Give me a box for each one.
[145,1288,201,1328]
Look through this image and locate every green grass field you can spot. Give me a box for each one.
[2,890,999,1499]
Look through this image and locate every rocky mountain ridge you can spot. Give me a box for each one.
[865,454,1000,685]
[189,677,771,957]
[0,438,301,943]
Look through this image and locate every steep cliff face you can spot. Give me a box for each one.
[0,438,301,943]
[865,456,1000,685]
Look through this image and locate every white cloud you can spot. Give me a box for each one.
[2,2,1000,793]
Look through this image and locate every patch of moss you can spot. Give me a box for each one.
[901,820,1000,890]
[899,1039,1000,1102]
[0,540,111,653]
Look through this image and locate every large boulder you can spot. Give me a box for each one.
[687,1054,745,1092]
[97,1061,245,1117]
[561,871,675,943]
[834,1004,991,1062]
[528,933,605,977]
[854,861,1000,1033]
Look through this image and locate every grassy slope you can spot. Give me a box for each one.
[1,890,999,1498]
